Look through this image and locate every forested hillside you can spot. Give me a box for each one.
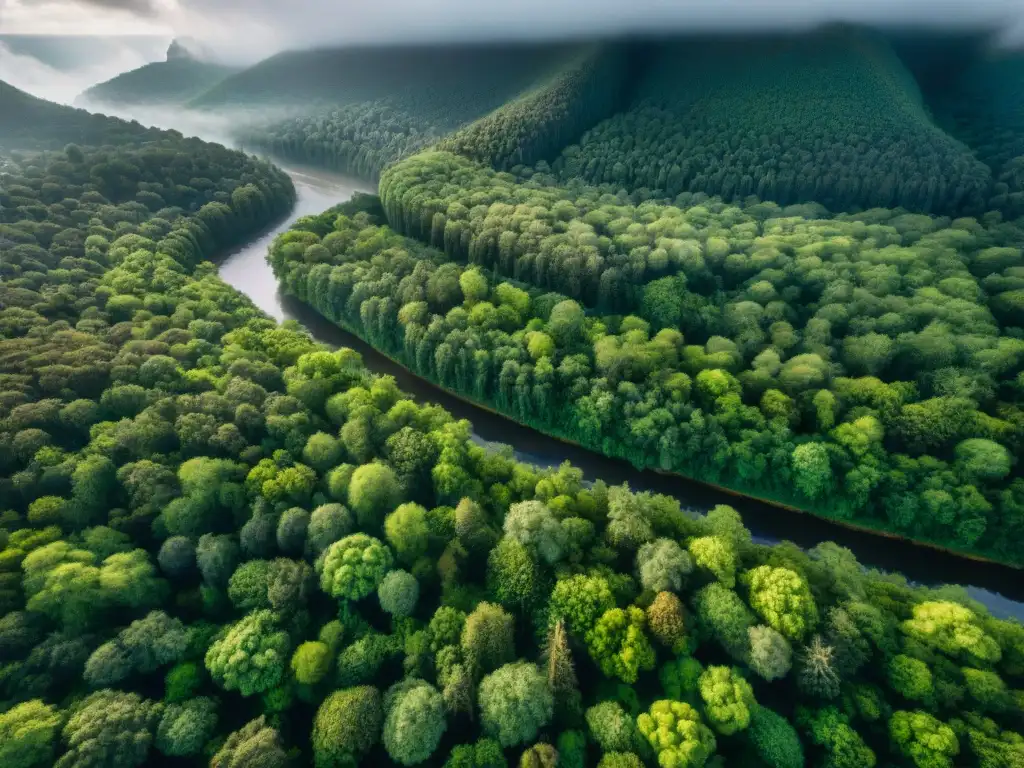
[551,29,992,215]
[0,80,166,150]
[191,42,582,109]
[921,52,1024,217]
[234,44,607,183]
[79,45,238,107]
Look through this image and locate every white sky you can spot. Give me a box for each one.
[3,0,1024,62]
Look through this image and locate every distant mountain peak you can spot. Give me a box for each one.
[167,37,201,62]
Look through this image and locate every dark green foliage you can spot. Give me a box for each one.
[383,680,447,765]
[234,43,591,181]
[555,30,991,215]
[312,686,383,767]
[204,610,290,696]
[155,697,218,757]
[478,662,554,747]
[210,716,288,768]
[747,707,805,768]
[55,690,161,768]
[378,569,419,617]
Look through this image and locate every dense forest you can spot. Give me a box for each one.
[233,44,604,183]
[552,30,992,215]
[79,41,239,108]
[0,81,169,151]
[255,28,1024,567]
[3,25,1024,768]
[271,179,1024,564]
[3,137,1024,768]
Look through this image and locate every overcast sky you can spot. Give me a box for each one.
[3,0,1024,63]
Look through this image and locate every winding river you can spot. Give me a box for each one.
[217,161,1024,620]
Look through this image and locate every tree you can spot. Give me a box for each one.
[429,606,467,652]
[348,462,402,530]
[889,711,959,768]
[378,569,419,617]
[385,502,430,564]
[503,500,566,564]
[164,662,204,703]
[55,690,161,768]
[313,686,383,768]
[586,606,656,684]
[520,743,557,768]
[156,536,194,580]
[307,503,354,556]
[797,635,841,699]
[0,700,62,768]
[747,707,804,768]
[443,738,507,768]
[692,583,754,661]
[791,443,832,500]
[277,507,310,555]
[557,731,586,768]
[303,431,343,472]
[688,536,737,587]
[196,533,239,588]
[744,566,818,642]
[586,701,636,753]
[462,601,515,672]
[799,707,875,768]
[319,533,394,601]
[637,538,692,593]
[636,700,716,768]
[383,681,447,765]
[955,439,1011,481]
[155,697,218,757]
[548,574,615,638]
[901,601,1001,665]
[210,716,288,768]
[748,625,793,681]
[487,537,541,610]
[478,662,553,748]
[698,665,756,735]
[888,655,934,703]
[292,640,332,685]
[542,619,579,716]
[205,609,290,696]
[647,591,688,653]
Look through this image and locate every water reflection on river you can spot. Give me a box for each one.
[217,160,1024,620]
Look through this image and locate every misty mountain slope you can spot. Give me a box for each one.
[0,80,166,150]
[550,27,992,215]
[921,53,1024,215]
[79,50,239,107]
[232,43,607,181]
[188,42,582,109]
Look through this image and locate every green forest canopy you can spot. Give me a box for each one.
[2,41,1024,768]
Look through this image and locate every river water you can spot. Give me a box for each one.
[217,161,1024,620]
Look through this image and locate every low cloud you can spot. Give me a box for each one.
[3,0,1022,68]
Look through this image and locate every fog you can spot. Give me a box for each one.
[0,38,164,104]
[4,0,1023,108]
[169,0,1024,61]
[3,0,1024,70]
